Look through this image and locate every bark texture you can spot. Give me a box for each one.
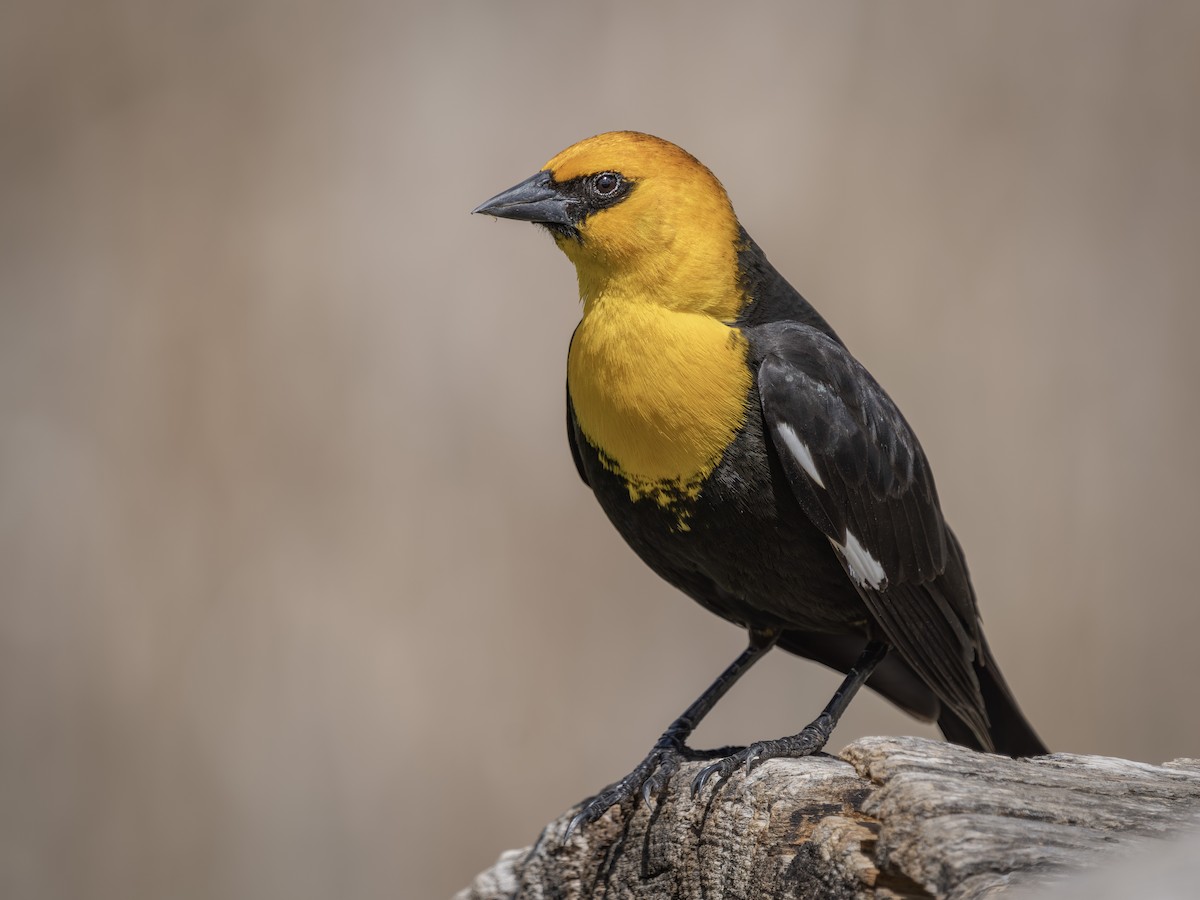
[456,736,1200,899]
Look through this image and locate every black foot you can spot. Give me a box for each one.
[565,739,694,838]
[691,714,834,796]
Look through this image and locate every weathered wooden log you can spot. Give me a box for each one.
[456,736,1200,899]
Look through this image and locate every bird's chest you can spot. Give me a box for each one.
[570,391,857,632]
[566,303,753,507]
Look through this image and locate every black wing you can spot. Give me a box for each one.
[755,323,989,742]
[566,381,590,486]
[566,323,590,487]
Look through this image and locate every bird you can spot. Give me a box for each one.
[473,131,1047,832]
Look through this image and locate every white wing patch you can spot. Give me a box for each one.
[773,423,886,590]
[775,423,825,489]
[835,529,887,590]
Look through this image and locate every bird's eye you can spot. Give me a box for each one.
[592,172,621,196]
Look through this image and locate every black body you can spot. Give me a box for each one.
[567,233,1046,757]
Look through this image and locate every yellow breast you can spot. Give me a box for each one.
[567,298,752,508]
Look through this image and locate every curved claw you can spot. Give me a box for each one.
[691,755,740,797]
[744,744,765,774]
[564,795,608,839]
[564,809,588,841]
[564,782,628,839]
[641,751,681,807]
[641,778,657,807]
[690,764,719,797]
[639,770,667,806]
[744,748,763,777]
[565,742,689,836]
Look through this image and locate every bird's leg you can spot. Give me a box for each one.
[691,640,889,795]
[565,628,779,836]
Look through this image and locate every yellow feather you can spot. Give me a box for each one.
[568,298,751,506]
[550,133,754,510]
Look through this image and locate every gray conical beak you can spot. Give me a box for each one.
[472,171,575,226]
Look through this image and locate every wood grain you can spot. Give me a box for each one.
[456,737,1200,899]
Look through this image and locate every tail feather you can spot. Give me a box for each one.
[781,629,1047,757]
[939,637,1047,757]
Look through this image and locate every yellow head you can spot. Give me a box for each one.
[474,132,745,320]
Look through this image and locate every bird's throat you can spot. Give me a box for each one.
[567,298,752,510]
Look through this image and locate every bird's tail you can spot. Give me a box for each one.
[937,636,1047,757]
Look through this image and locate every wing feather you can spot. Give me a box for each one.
[566,383,590,486]
[755,323,989,742]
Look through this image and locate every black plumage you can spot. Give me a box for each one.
[474,131,1046,833]
[567,236,1044,760]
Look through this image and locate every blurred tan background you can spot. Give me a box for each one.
[2,1,1199,897]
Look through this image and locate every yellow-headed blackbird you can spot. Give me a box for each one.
[474,131,1046,831]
